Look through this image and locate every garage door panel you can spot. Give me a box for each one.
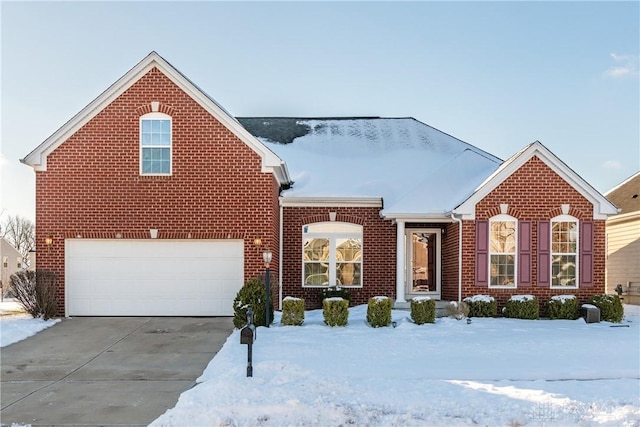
[66,239,244,316]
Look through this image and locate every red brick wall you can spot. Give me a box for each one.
[441,222,460,301]
[460,156,606,315]
[281,206,396,309]
[35,67,280,315]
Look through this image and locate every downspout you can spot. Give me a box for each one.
[451,212,463,303]
[278,202,284,310]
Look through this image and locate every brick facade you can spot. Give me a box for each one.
[281,206,396,308]
[35,67,281,315]
[460,156,605,315]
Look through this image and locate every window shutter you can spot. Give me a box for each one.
[518,221,532,286]
[475,220,489,286]
[580,221,594,288]
[537,221,550,287]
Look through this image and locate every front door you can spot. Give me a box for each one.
[406,229,441,298]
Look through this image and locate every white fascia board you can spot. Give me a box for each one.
[279,197,383,208]
[21,52,291,185]
[454,141,618,220]
[158,61,289,184]
[380,212,453,222]
[22,56,158,170]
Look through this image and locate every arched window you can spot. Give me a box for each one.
[302,222,363,287]
[550,214,578,288]
[489,214,517,287]
[140,112,172,175]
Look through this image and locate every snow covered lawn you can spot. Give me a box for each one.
[152,305,639,427]
[0,300,60,347]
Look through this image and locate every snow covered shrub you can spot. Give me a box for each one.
[546,295,579,319]
[320,285,351,302]
[502,295,539,320]
[410,297,436,324]
[463,295,497,317]
[322,297,349,327]
[588,294,623,323]
[367,296,392,327]
[281,297,304,326]
[445,301,470,320]
[10,270,58,320]
[233,278,272,328]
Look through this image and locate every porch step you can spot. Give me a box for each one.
[393,300,451,318]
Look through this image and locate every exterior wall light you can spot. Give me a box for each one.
[263,249,273,327]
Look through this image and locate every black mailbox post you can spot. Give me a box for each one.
[240,308,256,377]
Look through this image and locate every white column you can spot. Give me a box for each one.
[395,220,406,303]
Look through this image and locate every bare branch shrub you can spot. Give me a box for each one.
[10,270,59,320]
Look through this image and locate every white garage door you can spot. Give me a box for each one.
[65,239,244,316]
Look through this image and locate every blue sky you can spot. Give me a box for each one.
[1,1,638,222]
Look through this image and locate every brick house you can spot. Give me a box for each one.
[22,52,618,317]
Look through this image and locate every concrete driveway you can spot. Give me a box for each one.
[1,316,234,426]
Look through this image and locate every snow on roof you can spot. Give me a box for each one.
[239,117,502,216]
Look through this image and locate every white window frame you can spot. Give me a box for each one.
[302,222,363,288]
[140,112,172,176]
[488,214,517,288]
[550,214,579,289]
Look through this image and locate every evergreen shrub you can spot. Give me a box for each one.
[321,285,351,302]
[281,297,305,326]
[463,295,498,317]
[233,278,272,328]
[410,297,436,325]
[546,295,579,319]
[367,296,392,327]
[503,295,539,320]
[588,294,623,323]
[323,297,349,327]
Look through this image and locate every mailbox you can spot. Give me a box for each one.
[240,308,256,377]
[240,323,256,344]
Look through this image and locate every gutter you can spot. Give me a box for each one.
[451,212,463,303]
[278,202,284,311]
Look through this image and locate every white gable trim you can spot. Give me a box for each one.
[454,141,618,220]
[21,52,290,185]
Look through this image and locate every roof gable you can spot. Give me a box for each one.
[22,52,290,185]
[454,141,619,220]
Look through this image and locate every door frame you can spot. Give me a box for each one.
[405,228,441,299]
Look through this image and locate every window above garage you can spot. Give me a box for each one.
[140,112,172,175]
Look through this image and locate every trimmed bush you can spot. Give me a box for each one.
[233,278,273,328]
[546,295,579,320]
[410,297,436,325]
[446,301,470,320]
[10,269,59,320]
[281,297,305,326]
[321,285,351,302]
[367,296,392,327]
[503,295,539,320]
[588,294,623,323]
[322,297,349,327]
[463,295,498,318]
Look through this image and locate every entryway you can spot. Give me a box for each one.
[406,229,441,300]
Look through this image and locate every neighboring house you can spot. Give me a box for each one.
[1,237,24,297]
[605,172,640,305]
[21,52,618,317]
